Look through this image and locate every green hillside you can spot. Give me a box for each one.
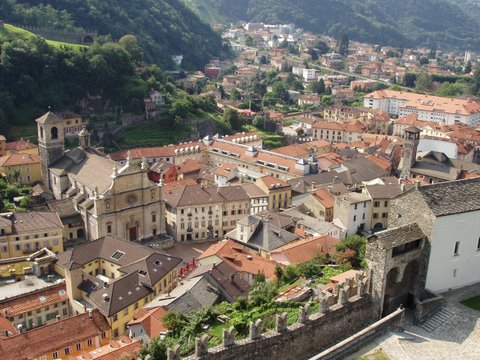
[0,23,87,50]
[0,0,227,69]
[186,0,480,50]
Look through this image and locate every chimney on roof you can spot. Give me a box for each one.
[87,308,93,320]
[103,293,109,302]
[212,262,216,268]
[56,315,61,322]
[311,181,316,192]
[230,274,234,283]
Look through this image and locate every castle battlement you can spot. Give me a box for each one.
[167,272,373,360]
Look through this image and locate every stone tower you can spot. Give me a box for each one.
[401,126,421,178]
[78,128,91,149]
[36,111,65,187]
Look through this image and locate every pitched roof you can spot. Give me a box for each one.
[5,139,37,152]
[188,261,251,300]
[271,140,331,158]
[46,198,78,218]
[417,178,480,216]
[365,184,404,199]
[128,307,168,338]
[0,310,109,360]
[8,211,63,233]
[178,159,204,174]
[82,337,142,360]
[214,163,237,177]
[145,276,219,313]
[49,147,116,194]
[163,184,224,207]
[198,240,280,279]
[0,153,40,167]
[271,236,340,264]
[217,185,250,202]
[0,283,67,317]
[368,223,425,247]
[57,236,181,317]
[258,175,290,189]
[312,188,334,208]
[35,111,63,125]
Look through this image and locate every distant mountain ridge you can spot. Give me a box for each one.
[0,0,226,69]
[186,0,480,50]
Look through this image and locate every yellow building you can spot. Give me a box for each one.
[0,309,111,360]
[0,136,39,156]
[255,175,292,211]
[55,235,181,337]
[0,211,64,260]
[0,153,42,185]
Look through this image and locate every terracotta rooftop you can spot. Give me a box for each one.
[312,188,334,208]
[0,153,40,167]
[178,159,204,174]
[258,175,290,189]
[270,236,339,265]
[0,310,109,360]
[198,240,280,280]
[0,283,68,317]
[5,138,37,152]
[365,90,480,116]
[77,337,141,360]
[128,306,168,338]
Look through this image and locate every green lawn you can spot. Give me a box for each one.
[461,296,480,311]
[8,126,38,142]
[120,120,192,147]
[1,24,87,51]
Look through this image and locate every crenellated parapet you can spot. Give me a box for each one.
[176,272,374,360]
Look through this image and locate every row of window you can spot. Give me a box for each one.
[373,201,389,208]
[372,213,388,219]
[49,335,104,359]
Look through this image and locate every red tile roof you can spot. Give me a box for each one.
[270,236,339,264]
[5,139,37,152]
[313,188,334,208]
[258,175,290,189]
[0,153,40,167]
[198,240,280,280]
[78,337,142,360]
[128,307,168,338]
[178,159,204,174]
[0,310,110,360]
[0,283,68,317]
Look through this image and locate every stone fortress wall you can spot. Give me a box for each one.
[164,272,403,360]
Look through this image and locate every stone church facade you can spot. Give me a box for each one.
[36,112,165,241]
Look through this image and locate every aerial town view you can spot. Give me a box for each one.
[0,1,480,359]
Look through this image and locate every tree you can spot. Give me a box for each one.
[308,48,318,61]
[308,79,325,95]
[249,281,277,306]
[163,311,187,333]
[337,33,349,56]
[224,108,242,130]
[118,35,143,63]
[272,82,289,103]
[140,338,167,360]
[245,36,255,47]
[464,61,472,74]
[230,88,242,101]
[336,235,367,268]
[315,40,330,55]
[404,73,417,88]
[274,265,284,283]
[415,72,433,92]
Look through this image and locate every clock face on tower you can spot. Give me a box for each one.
[126,194,138,205]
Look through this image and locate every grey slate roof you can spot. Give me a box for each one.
[146,276,219,313]
[365,184,405,199]
[418,178,480,217]
[368,223,424,248]
[61,235,182,317]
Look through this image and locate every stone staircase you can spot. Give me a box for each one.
[420,307,455,332]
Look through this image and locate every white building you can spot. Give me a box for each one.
[389,178,480,293]
[302,68,318,82]
[364,89,480,126]
[333,191,372,236]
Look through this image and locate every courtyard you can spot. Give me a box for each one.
[349,283,480,360]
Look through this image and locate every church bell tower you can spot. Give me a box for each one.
[36,111,65,187]
[401,126,421,178]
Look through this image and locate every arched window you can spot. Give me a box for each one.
[51,127,58,139]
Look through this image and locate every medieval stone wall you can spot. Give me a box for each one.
[167,274,376,360]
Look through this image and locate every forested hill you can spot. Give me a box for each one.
[0,0,226,69]
[186,0,480,50]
